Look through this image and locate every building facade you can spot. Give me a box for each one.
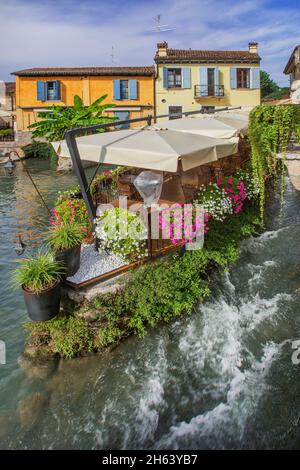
[283,45,300,104]
[12,66,155,132]
[155,42,261,118]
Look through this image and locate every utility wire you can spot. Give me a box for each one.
[9,151,51,214]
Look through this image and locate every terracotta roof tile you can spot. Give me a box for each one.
[12,66,155,77]
[155,48,260,63]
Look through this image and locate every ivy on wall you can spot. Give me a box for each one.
[248,104,299,220]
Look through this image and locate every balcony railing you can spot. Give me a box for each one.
[194,85,225,98]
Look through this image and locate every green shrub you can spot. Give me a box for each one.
[46,221,84,251]
[22,141,56,159]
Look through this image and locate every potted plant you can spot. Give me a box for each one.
[46,222,84,277]
[13,252,64,322]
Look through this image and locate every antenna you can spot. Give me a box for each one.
[148,14,174,33]
[110,46,114,65]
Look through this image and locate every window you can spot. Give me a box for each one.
[202,106,215,114]
[169,106,182,120]
[120,80,129,100]
[237,69,250,88]
[114,111,130,129]
[37,80,61,101]
[167,69,182,88]
[46,82,56,101]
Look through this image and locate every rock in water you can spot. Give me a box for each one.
[17,392,50,430]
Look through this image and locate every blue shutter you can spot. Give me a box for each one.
[163,67,168,88]
[113,80,121,100]
[199,67,208,96]
[129,80,138,99]
[182,68,191,88]
[230,68,237,89]
[37,81,45,100]
[250,68,260,89]
[54,80,61,100]
[214,67,220,95]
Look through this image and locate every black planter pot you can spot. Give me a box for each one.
[23,282,61,322]
[56,244,81,278]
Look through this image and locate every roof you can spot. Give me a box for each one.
[5,82,15,94]
[12,66,155,77]
[155,48,260,64]
[283,45,300,74]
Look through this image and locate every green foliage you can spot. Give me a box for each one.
[22,141,56,159]
[46,221,84,251]
[90,166,127,197]
[25,315,94,359]
[260,70,279,98]
[94,324,123,348]
[51,198,91,233]
[13,252,64,293]
[248,104,297,220]
[28,95,117,142]
[0,128,12,136]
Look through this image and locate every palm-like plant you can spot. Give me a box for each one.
[28,95,117,141]
[13,252,64,294]
[46,222,85,251]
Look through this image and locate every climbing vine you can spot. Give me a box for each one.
[248,104,298,221]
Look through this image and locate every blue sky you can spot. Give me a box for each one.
[1,0,299,85]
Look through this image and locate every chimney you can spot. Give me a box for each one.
[248,42,258,54]
[157,41,168,57]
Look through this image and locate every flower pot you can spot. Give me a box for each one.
[22,282,61,322]
[56,244,81,277]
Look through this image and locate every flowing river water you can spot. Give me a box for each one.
[0,158,300,449]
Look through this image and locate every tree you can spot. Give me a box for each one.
[260,70,279,98]
[28,95,116,141]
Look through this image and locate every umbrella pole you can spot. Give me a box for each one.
[65,130,96,223]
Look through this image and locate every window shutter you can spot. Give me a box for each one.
[214,67,220,95]
[250,68,260,89]
[113,80,121,100]
[129,80,138,99]
[37,81,45,100]
[163,67,168,88]
[54,80,61,100]
[182,68,191,88]
[199,67,208,96]
[230,68,237,89]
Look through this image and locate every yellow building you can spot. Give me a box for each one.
[155,42,261,117]
[12,66,155,133]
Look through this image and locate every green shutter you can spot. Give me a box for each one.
[129,80,138,99]
[199,67,208,96]
[182,68,191,88]
[250,68,260,88]
[163,67,168,88]
[230,68,237,89]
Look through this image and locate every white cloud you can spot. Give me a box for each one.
[1,0,299,85]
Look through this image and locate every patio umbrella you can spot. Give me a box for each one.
[52,128,238,173]
[214,114,248,135]
[0,110,12,118]
[152,117,239,139]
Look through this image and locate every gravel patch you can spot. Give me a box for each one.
[67,244,127,284]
